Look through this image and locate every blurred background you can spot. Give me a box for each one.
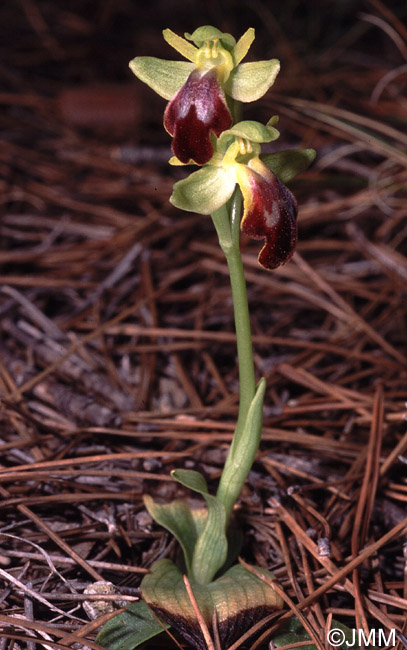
[3,0,406,143]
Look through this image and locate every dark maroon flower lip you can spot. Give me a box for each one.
[164,68,232,165]
[237,160,298,270]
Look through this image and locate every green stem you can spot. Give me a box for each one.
[230,96,242,125]
[225,191,255,430]
[211,190,259,523]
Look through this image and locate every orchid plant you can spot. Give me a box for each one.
[97,26,315,650]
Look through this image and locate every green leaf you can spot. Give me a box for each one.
[221,523,244,573]
[210,563,283,622]
[143,496,199,576]
[171,469,227,585]
[96,600,169,650]
[328,620,379,650]
[271,617,317,650]
[261,148,316,183]
[225,375,266,479]
[225,59,280,102]
[221,120,280,144]
[272,618,370,650]
[141,559,283,649]
[171,468,208,493]
[267,115,279,127]
[129,57,194,100]
[144,470,228,584]
[232,28,255,65]
[162,28,197,62]
[170,166,236,215]
[216,378,266,521]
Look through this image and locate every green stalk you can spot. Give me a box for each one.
[211,190,262,524]
[225,191,256,429]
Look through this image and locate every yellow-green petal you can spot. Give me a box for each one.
[163,28,198,62]
[232,27,255,65]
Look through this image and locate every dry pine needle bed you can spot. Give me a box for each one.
[0,1,406,649]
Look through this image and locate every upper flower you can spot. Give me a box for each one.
[163,66,232,165]
[130,26,280,165]
[169,120,315,269]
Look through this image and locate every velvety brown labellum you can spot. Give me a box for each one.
[240,166,298,269]
[164,68,232,165]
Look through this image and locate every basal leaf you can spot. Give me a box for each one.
[141,559,284,650]
[272,618,367,650]
[96,600,169,650]
[143,495,199,575]
[271,617,317,650]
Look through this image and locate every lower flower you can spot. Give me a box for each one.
[169,122,315,270]
[236,157,297,269]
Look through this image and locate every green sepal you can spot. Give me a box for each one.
[185,26,236,50]
[95,600,169,650]
[232,28,255,65]
[225,59,280,102]
[216,378,266,521]
[170,166,236,215]
[143,495,199,576]
[162,28,197,62]
[267,115,279,127]
[129,57,194,100]
[220,120,280,145]
[261,148,316,183]
[171,469,227,585]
